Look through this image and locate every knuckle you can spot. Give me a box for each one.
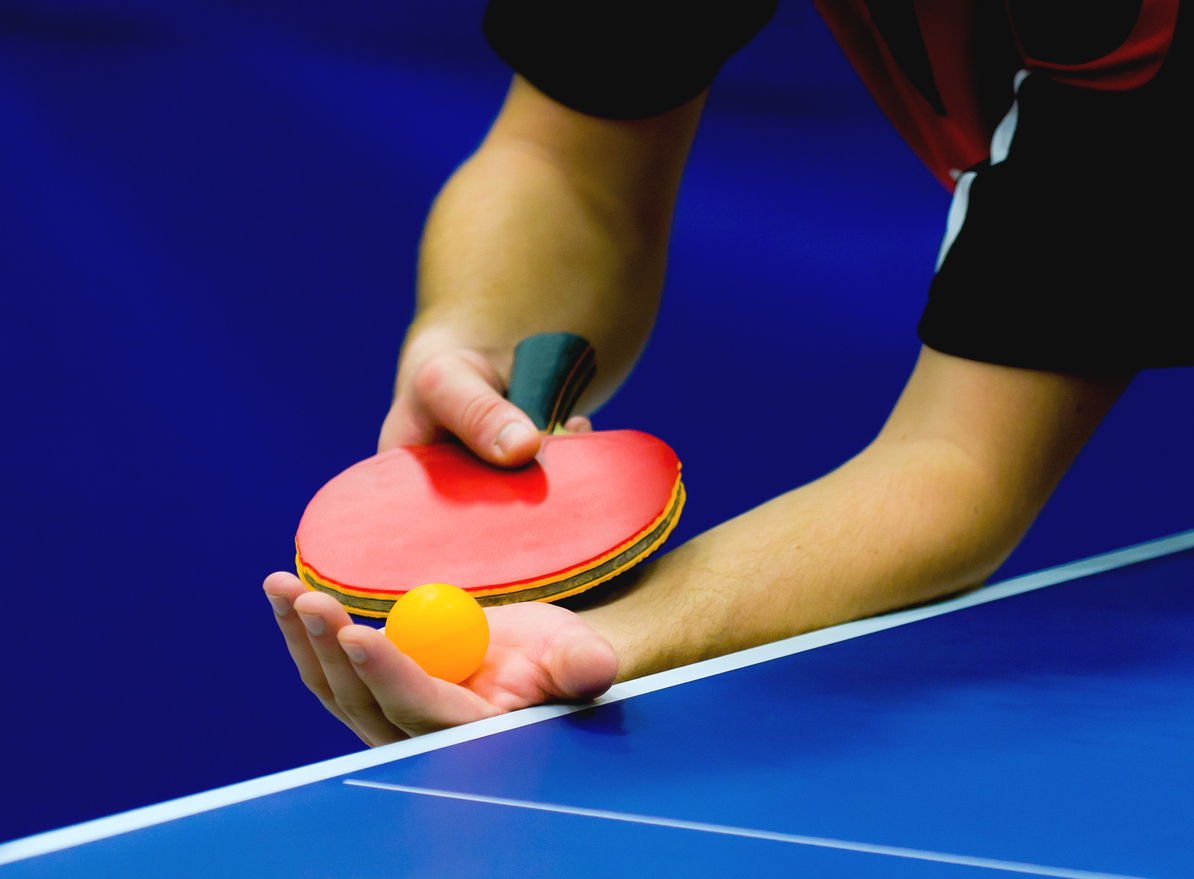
[299,671,334,702]
[335,693,380,719]
[458,392,507,438]
[380,706,433,734]
[411,352,454,399]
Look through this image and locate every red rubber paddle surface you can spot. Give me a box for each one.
[296,431,681,600]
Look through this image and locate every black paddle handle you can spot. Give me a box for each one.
[506,333,596,433]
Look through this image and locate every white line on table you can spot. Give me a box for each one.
[344,779,1149,879]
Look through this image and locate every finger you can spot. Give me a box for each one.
[263,573,367,740]
[338,625,501,737]
[412,351,541,466]
[540,621,618,701]
[562,415,593,433]
[377,396,435,453]
[292,591,405,746]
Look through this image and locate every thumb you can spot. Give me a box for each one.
[543,626,619,701]
[411,350,542,466]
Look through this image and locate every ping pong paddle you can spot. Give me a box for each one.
[295,333,685,617]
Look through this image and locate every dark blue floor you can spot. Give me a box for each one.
[6,548,1192,878]
[1,0,1191,844]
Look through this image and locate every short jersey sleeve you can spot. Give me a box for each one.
[483,0,777,119]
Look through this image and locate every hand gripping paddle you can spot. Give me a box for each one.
[295,333,685,617]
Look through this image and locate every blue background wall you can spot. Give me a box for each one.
[1,0,1189,843]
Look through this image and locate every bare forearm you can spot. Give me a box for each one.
[585,440,1016,679]
[581,349,1129,681]
[409,143,660,403]
[404,77,704,407]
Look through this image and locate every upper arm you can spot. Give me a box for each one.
[875,346,1130,550]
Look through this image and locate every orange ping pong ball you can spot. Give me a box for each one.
[384,583,490,684]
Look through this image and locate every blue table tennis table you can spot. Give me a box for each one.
[3,532,1192,878]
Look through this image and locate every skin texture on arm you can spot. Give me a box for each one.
[264,346,1129,742]
[379,75,705,464]
[581,347,1130,680]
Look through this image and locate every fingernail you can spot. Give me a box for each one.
[342,642,367,664]
[267,595,290,617]
[495,421,532,454]
[299,613,325,636]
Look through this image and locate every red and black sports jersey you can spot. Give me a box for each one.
[483,1,1191,372]
[816,0,1179,188]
